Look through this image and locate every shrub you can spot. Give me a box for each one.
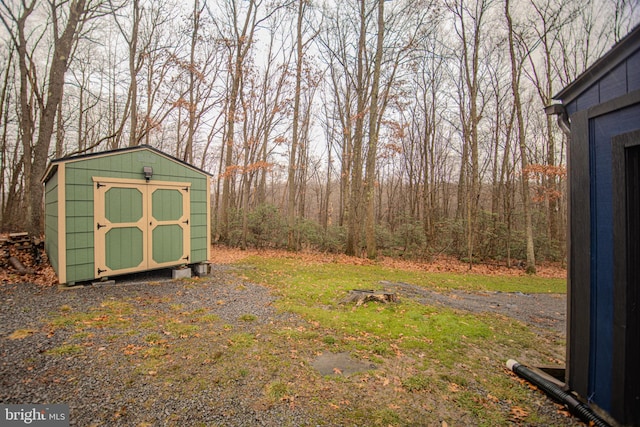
[248,204,287,248]
[295,217,323,249]
[317,225,345,253]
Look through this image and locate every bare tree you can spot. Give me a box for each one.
[213,0,260,243]
[1,0,636,258]
[140,2,183,148]
[1,0,114,235]
[183,0,201,163]
[0,45,14,228]
[520,0,578,259]
[239,30,292,249]
[127,0,140,147]
[410,29,448,250]
[110,0,142,147]
[318,12,356,230]
[446,0,494,267]
[287,0,307,251]
[363,0,384,259]
[208,0,292,243]
[342,0,368,256]
[505,0,535,273]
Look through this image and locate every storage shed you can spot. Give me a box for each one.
[42,145,211,285]
[546,25,640,426]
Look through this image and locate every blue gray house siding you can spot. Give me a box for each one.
[552,26,640,425]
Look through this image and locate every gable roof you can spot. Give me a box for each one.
[42,145,212,183]
[553,25,640,104]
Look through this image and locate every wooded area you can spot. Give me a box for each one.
[1,0,638,272]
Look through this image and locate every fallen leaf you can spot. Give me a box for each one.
[510,406,529,420]
[448,382,461,392]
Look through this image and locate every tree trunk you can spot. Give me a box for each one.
[219,0,258,243]
[364,0,384,259]
[14,2,36,234]
[287,0,305,251]
[128,0,140,147]
[27,0,88,236]
[345,0,367,257]
[184,0,200,164]
[0,54,10,224]
[505,0,536,273]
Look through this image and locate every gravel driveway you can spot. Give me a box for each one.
[1,268,573,426]
[1,269,310,426]
[380,281,566,334]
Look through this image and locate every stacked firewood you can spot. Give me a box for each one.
[1,233,41,275]
[0,238,7,268]
[2,232,58,285]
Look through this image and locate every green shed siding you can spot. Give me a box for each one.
[67,264,94,283]
[44,146,211,284]
[44,171,59,274]
[190,189,208,262]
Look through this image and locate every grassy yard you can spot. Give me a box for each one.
[228,252,571,426]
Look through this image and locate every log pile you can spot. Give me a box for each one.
[2,233,41,275]
[0,238,7,264]
[341,289,398,306]
[1,233,56,286]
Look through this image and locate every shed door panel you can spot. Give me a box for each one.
[104,187,145,272]
[94,178,191,278]
[95,182,147,277]
[148,186,190,268]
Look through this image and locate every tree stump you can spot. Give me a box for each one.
[341,289,398,306]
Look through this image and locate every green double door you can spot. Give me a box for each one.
[94,178,191,278]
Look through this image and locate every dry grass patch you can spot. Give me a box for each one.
[7,328,37,340]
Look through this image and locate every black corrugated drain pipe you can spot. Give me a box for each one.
[506,359,610,427]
